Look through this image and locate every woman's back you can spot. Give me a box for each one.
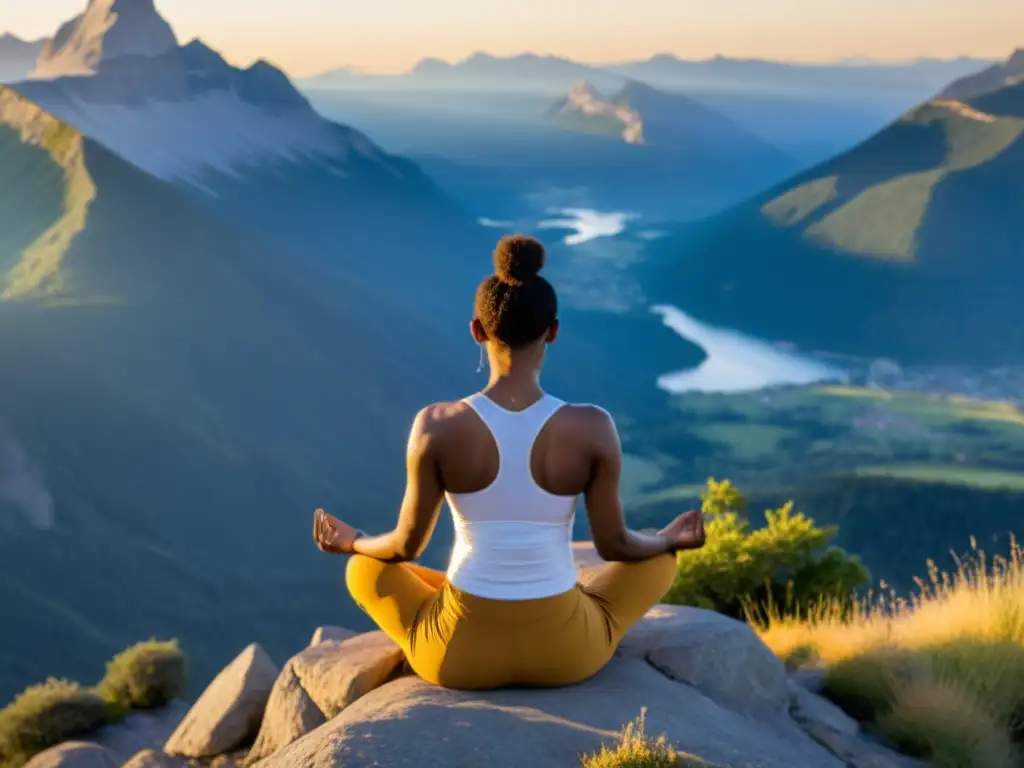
[442,392,604,599]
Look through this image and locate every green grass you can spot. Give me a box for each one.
[855,465,1024,491]
[693,422,792,460]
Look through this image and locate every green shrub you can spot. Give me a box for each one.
[662,480,869,620]
[0,679,109,768]
[97,639,186,712]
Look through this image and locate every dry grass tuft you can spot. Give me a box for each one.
[756,537,1024,768]
[580,709,717,768]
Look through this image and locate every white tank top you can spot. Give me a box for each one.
[444,392,579,600]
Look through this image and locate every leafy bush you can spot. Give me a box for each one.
[0,679,108,768]
[662,480,870,620]
[579,709,718,768]
[97,639,186,712]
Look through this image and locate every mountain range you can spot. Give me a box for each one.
[646,71,1024,366]
[13,1,493,316]
[304,52,993,98]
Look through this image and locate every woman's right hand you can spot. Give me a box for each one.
[313,509,361,555]
[658,509,706,552]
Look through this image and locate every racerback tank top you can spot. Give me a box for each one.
[444,392,579,600]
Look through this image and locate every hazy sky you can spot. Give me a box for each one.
[8,0,1023,76]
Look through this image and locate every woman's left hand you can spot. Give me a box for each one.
[313,509,361,555]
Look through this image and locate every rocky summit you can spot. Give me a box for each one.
[25,603,918,768]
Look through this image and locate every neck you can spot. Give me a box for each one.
[483,346,544,406]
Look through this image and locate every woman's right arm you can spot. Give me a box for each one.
[582,407,674,562]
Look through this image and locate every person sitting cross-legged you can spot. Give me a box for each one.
[313,234,706,691]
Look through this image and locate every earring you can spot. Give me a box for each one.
[476,344,486,374]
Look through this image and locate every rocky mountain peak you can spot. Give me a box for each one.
[32,0,178,79]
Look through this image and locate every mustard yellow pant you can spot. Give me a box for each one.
[345,552,677,690]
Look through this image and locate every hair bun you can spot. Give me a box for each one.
[493,235,545,285]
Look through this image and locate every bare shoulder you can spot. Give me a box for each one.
[556,404,618,445]
[410,401,477,439]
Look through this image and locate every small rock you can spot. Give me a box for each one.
[790,684,860,738]
[245,632,403,763]
[309,627,356,646]
[23,742,119,768]
[121,749,187,768]
[623,604,791,716]
[164,644,279,759]
[790,666,828,694]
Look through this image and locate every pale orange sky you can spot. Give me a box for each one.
[9,0,1023,76]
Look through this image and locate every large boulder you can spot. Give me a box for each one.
[255,658,844,768]
[164,644,278,759]
[245,632,404,764]
[619,604,791,716]
[23,742,118,768]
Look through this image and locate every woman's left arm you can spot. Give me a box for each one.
[351,407,446,563]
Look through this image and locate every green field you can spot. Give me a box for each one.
[621,383,1024,507]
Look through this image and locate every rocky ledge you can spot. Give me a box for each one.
[25,602,918,768]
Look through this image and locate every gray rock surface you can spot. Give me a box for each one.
[256,658,844,768]
[620,604,791,716]
[87,699,190,763]
[245,632,404,764]
[164,643,278,759]
[789,683,860,738]
[309,627,356,646]
[120,749,188,768]
[23,742,119,768]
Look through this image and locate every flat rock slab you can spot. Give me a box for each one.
[23,742,119,768]
[257,657,845,768]
[165,643,278,758]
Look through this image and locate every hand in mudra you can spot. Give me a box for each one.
[659,509,706,552]
[313,509,361,555]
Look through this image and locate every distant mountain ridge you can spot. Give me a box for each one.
[606,53,994,95]
[939,49,1024,101]
[646,76,1024,366]
[302,51,993,98]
